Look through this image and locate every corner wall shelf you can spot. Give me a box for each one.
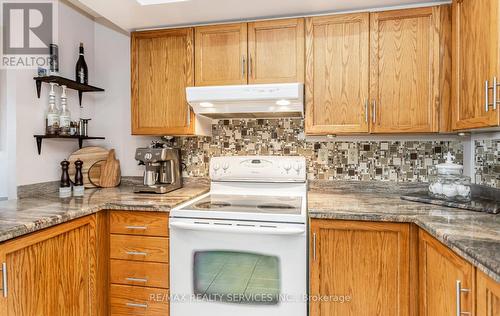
[34,76,105,106]
[34,135,105,155]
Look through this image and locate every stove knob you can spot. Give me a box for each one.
[283,163,291,173]
[222,162,229,172]
[213,163,220,173]
[294,163,302,173]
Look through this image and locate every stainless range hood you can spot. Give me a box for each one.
[186,83,304,119]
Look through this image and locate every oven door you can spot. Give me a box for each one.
[169,217,307,316]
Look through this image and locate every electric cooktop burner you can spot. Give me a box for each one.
[194,201,232,209]
[180,194,303,215]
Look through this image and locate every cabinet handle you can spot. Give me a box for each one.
[1,262,7,298]
[493,77,497,110]
[241,56,246,79]
[126,251,148,256]
[485,80,490,112]
[456,280,471,316]
[186,103,191,127]
[126,302,148,308]
[125,225,147,230]
[312,233,317,261]
[372,100,377,123]
[125,277,148,283]
[365,99,369,123]
[249,55,253,79]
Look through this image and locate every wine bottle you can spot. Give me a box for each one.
[75,43,88,84]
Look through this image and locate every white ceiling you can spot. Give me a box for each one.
[71,0,448,31]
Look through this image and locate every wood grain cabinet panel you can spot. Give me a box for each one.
[0,216,99,316]
[419,230,475,316]
[452,0,500,130]
[370,7,450,133]
[477,270,500,316]
[310,220,414,316]
[195,23,248,86]
[305,13,370,135]
[110,234,169,263]
[248,18,305,84]
[110,284,169,316]
[110,211,169,237]
[131,28,196,135]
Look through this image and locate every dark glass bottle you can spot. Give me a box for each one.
[75,43,88,84]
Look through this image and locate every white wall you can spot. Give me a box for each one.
[91,21,154,178]
[1,2,153,198]
[14,1,95,187]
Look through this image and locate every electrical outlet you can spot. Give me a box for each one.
[317,148,328,164]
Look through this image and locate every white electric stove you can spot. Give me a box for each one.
[170,156,308,316]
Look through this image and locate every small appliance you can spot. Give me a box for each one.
[134,144,182,194]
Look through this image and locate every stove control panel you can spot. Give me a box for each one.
[210,156,306,182]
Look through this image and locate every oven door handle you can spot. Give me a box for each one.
[170,222,305,236]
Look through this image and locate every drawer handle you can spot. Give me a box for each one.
[125,225,147,230]
[126,302,148,309]
[126,251,148,256]
[125,277,148,283]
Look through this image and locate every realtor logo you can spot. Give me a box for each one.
[1,0,58,69]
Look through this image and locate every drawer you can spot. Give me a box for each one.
[110,284,169,316]
[111,259,169,289]
[110,234,169,263]
[110,211,169,237]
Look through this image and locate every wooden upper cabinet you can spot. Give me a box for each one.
[131,28,196,135]
[452,0,500,130]
[310,220,414,316]
[248,18,305,84]
[370,6,450,133]
[195,23,248,86]
[419,230,475,316]
[477,270,500,316]
[305,13,370,135]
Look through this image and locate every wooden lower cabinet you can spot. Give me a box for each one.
[109,211,170,316]
[0,215,106,316]
[310,219,416,316]
[419,230,475,316]
[477,270,500,316]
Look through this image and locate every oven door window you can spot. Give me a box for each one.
[193,251,280,305]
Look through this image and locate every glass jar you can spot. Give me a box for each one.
[428,153,471,202]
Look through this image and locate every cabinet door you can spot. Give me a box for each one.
[0,216,97,316]
[305,14,370,135]
[248,18,304,84]
[370,7,441,133]
[419,230,475,316]
[477,270,500,316]
[195,23,248,86]
[452,0,500,129]
[310,220,413,316]
[131,28,195,135]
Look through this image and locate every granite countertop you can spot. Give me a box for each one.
[308,181,500,283]
[0,182,209,243]
[0,180,498,283]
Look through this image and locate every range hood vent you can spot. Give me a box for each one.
[186,83,304,119]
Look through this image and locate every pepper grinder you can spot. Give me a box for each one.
[73,159,85,196]
[59,160,72,198]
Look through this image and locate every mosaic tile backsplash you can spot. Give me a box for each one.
[475,139,500,188]
[175,119,463,182]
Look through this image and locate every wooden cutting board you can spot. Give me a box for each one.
[98,149,121,188]
[68,146,109,188]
